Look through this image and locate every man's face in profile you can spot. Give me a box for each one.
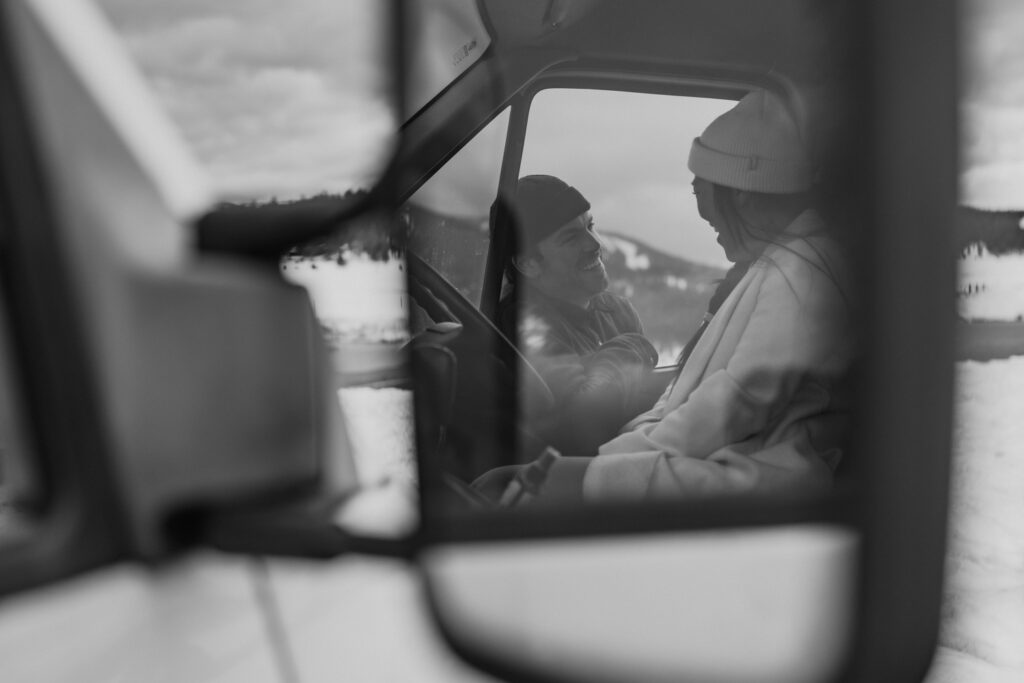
[525,211,609,307]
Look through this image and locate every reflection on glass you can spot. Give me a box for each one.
[463,88,857,509]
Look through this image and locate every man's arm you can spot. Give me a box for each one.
[505,293,659,455]
[531,331,659,455]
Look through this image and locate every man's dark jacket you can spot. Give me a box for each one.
[497,285,658,456]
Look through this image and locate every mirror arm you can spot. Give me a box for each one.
[191,490,417,560]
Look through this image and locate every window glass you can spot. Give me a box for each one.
[520,89,736,363]
[406,110,510,305]
[96,1,411,488]
[279,210,413,487]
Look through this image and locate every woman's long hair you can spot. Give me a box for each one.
[709,182,847,300]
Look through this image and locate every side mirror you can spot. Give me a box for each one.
[405,1,957,681]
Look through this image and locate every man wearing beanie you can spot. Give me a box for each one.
[496,174,659,457]
[484,91,856,505]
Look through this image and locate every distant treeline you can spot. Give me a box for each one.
[956,207,1024,256]
[227,190,407,264]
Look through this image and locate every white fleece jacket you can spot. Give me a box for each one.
[584,210,856,501]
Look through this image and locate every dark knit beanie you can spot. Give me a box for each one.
[510,175,591,251]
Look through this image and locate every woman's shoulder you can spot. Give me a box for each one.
[761,210,844,269]
[758,227,850,302]
[763,233,842,269]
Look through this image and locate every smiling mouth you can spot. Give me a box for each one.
[580,255,603,271]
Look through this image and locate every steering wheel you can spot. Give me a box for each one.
[406,254,554,477]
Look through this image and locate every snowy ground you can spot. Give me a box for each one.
[924,250,1024,680]
[281,255,409,339]
[337,386,416,488]
[927,358,1024,681]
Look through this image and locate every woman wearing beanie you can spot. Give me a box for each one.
[489,89,856,505]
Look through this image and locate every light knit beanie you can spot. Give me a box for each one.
[687,90,815,194]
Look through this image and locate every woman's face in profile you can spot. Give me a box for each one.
[692,177,745,262]
[691,177,717,226]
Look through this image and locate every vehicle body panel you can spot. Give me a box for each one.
[0,555,278,683]
[265,557,494,681]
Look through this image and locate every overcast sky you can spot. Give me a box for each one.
[961,0,1024,209]
[94,0,396,201]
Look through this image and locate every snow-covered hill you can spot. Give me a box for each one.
[601,230,724,283]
